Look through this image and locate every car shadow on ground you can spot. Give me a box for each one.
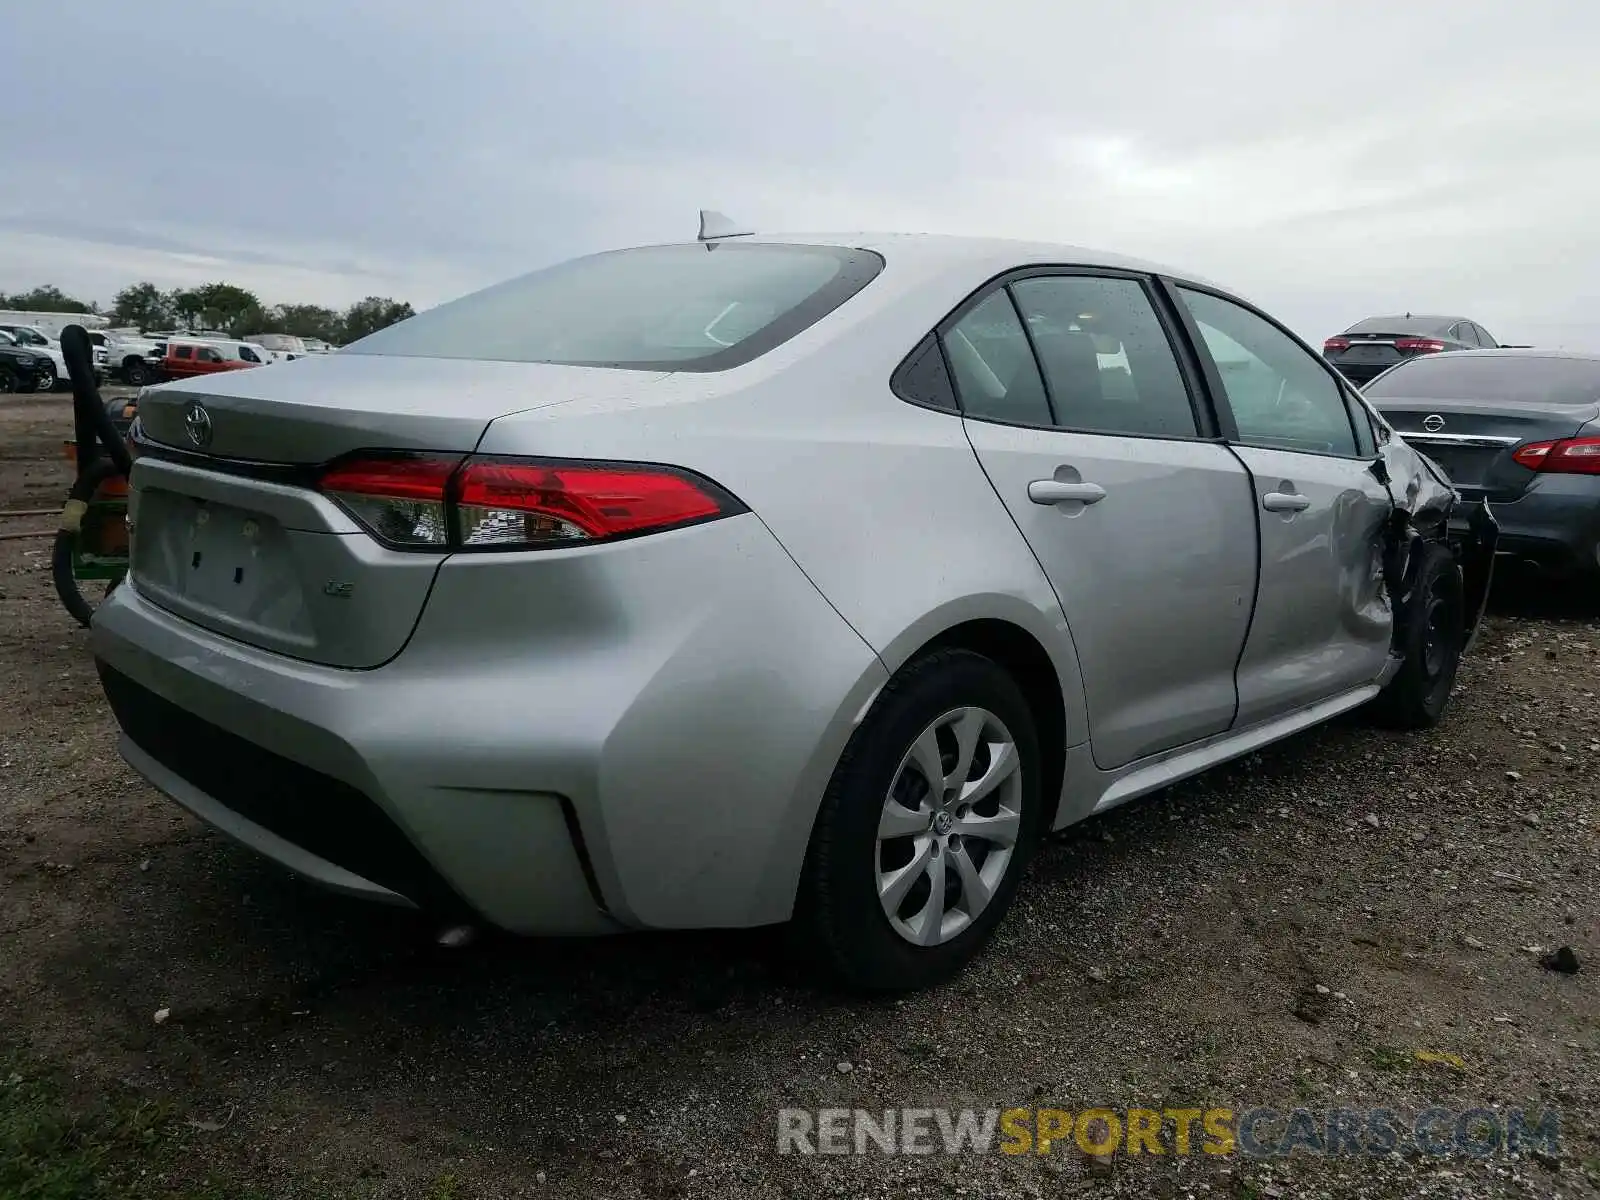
[46,694,1374,1061]
[1483,563,1600,622]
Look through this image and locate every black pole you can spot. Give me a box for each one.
[60,325,132,477]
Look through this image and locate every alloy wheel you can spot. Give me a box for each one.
[876,706,1023,947]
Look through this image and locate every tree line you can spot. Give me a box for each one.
[0,282,415,345]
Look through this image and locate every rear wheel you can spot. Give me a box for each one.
[123,359,151,387]
[1369,541,1464,729]
[794,649,1043,992]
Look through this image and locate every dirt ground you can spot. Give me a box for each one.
[1,390,1596,1199]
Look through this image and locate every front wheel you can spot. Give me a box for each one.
[123,359,151,387]
[793,649,1044,992]
[34,361,58,392]
[1368,541,1464,729]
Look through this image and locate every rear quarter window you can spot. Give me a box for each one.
[345,242,884,372]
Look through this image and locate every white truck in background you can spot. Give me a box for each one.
[239,332,308,363]
[96,328,164,385]
[0,321,108,390]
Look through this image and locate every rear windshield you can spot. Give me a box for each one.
[1366,355,1600,405]
[345,242,884,372]
[1344,316,1449,336]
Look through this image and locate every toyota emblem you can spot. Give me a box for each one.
[183,401,213,448]
[1422,414,1446,433]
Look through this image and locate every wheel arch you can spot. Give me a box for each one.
[896,616,1073,832]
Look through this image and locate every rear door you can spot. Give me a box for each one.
[952,271,1258,770]
[1169,284,1394,726]
[1363,354,1600,503]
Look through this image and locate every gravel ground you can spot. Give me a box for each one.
[1,390,1596,1198]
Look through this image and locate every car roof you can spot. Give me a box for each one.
[1356,313,1470,324]
[1412,348,1600,363]
[675,231,1233,292]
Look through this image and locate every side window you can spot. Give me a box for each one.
[1473,323,1497,349]
[174,345,194,360]
[892,334,958,412]
[1009,275,1197,438]
[1177,288,1358,457]
[942,290,1051,426]
[200,347,223,363]
[238,346,261,363]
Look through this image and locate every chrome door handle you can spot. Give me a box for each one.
[1028,480,1106,506]
[1261,491,1311,513]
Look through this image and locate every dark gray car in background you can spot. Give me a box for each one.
[1324,315,1502,385]
[1365,350,1600,582]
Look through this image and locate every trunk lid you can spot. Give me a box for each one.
[1328,332,1411,374]
[128,355,667,667]
[1370,394,1600,500]
[135,353,662,462]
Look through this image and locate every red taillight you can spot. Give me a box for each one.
[318,453,742,551]
[319,454,459,501]
[455,460,729,547]
[1394,338,1447,354]
[319,453,459,547]
[1512,436,1600,475]
[1323,337,1351,352]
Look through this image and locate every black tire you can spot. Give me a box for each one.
[1368,541,1464,730]
[0,365,16,394]
[123,359,152,387]
[793,649,1044,992]
[51,457,128,629]
[35,361,58,392]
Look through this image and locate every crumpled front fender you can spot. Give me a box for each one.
[1373,441,1497,657]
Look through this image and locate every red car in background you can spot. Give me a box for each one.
[154,339,270,381]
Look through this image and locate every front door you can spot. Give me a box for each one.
[1170,285,1395,726]
[947,273,1258,770]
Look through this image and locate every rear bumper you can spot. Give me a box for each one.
[1328,361,1394,385]
[1452,475,1600,577]
[90,514,887,934]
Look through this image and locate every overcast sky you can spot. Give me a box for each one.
[6,0,1598,345]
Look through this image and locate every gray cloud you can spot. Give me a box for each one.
[7,0,1598,345]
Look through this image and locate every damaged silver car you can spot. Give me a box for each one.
[93,230,1497,992]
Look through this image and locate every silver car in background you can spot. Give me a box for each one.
[91,229,1494,991]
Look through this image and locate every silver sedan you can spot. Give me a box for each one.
[91,225,1493,991]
